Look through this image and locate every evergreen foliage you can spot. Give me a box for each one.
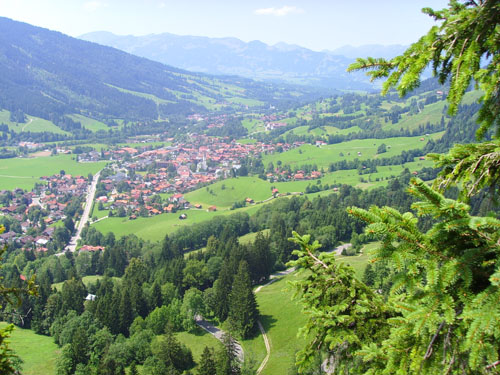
[290,177,500,373]
[0,225,37,374]
[290,2,500,373]
[198,346,217,375]
[216,332,241,375]
[227,261,259,339]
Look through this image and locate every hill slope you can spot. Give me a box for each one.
[79,31,385,90]
[0,17,326,124]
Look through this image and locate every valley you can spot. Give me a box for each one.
[0,3,498,375]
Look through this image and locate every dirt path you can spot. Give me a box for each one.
[253,243,351,373]
[256,321,270,374]
[21,117,33,131]
[253,266,295,374]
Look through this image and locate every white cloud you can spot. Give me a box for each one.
[254,5,303,17]
[158,2,166,8]
[83,1,107,12]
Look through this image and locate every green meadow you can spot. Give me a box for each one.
[92,157,433,241]
[0,322,59,375]
[383,100,447,132]
[93,208,231,242]
[284,125,362,137]
[184,177,274,209]
[175,328,221,367]
[0,110,69,135]
[0,154,106,191]
[69,114,110,132]
[248,270,308,375]
[70,143,110,151]
[52,275,120,291]
[262,133,442,169]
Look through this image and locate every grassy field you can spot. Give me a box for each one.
[69,114,110,132]
[90,203,109,220]
[184,177,274,210]
[262,133,442,169]
[0,154,106,191]
[0,110,69,135]
[336,251,370,279]
[92,157,434,240]
[238,229,270,244]
[69,143,110,151]
[52,275,120,291]
[285,125,362,137]
[247,270,308,375]
[176,328,221,366]
[93,207,235,242]
[383,100,447,132]
[0,322,59,375]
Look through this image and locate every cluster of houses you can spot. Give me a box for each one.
[0,174,91,252]
[265,169,323,182]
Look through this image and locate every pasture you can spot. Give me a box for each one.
[247,270,308,375]
[0,322,59,375]
[284,125,362,137]
[184,177,273,209]
[0,154,106,191]
[92,157,433,240]
[69,114,110,132]
[0,110,69,135]
[262,133,442,169]
[175,328,221,367]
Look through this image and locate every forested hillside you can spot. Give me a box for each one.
[0,17,327,124]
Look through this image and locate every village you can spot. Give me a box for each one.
[0,132,328,254]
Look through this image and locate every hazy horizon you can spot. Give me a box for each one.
[0,0,449,52]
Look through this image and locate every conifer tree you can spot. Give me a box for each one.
[213,260,233,322]
[290,177,500,373]
[227,261,258,339]
[198,346,216,375]
[289,2,500,373]
[118,289,133,336]
[129,361,139,375]
[216,332,241,375]
[349,0,500,195]
[150,281,163,309]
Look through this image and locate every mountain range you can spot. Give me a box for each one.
[0,17,327,124]
[80,31,406,90]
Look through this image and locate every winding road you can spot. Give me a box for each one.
[192,243,353,373]
[195,316,244,362]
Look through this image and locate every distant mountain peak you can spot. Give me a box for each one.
[79,30,388,90]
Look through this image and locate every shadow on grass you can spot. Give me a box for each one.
[191,326,210,337]
[259,314,277,333]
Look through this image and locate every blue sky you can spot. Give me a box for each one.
[0,0,449,51]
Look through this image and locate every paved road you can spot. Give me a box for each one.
[195,316,244,362]
[64,171,101,253]
[331,243,352,255]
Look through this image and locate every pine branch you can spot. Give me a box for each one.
[485,360,500,369]
[424,321,446,360]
